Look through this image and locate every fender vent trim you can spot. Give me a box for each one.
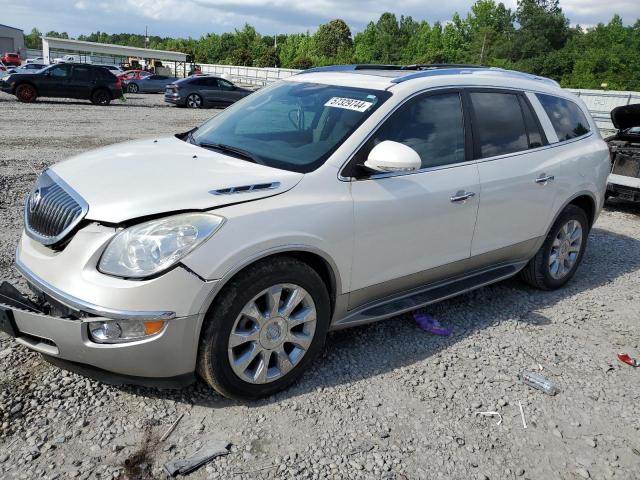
[209,182,280,195]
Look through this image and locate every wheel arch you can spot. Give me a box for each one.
[14,80,38,96]
[91,86,113,99]
[544,191,598,242]
[568,194,596,229]
[195,247,341,337]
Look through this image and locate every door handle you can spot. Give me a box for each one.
[450,191,476,203]
[535,174,555,184]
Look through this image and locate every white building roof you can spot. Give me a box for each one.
[41,36,188,62]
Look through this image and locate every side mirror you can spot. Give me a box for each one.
[364,140,422,173]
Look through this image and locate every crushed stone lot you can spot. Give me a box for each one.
[1,92,640,480]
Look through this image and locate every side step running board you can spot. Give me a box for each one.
[333,263,524,330]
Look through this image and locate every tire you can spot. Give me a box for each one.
[186,93,202,108]
[15,83,37,103]
[197,256,330,400]
[128,83,139,93]
[91,89,111,106]
[520,204,589,290]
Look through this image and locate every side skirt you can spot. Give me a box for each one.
[330,261,527,330]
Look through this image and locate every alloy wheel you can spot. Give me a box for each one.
[548,219,583,279]
[17,85,36,102]
[228,283,317,384]
[128,83,139,93]
[187,94,202,108]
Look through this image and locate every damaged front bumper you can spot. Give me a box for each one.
[0,225,219,388]
[0,280,200,387]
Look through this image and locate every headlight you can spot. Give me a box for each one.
[98,213,224,278]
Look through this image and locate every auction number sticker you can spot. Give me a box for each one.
[325,97,373,112]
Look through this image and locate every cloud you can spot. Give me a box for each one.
[2,0,637,38]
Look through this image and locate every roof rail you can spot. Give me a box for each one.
[390,67,559,86]
[297,63,484,74]
[402,64,483,70]
[295,63,559,87]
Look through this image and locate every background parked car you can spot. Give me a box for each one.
[1,52,21,66]
[53,54,92,64]
[0,63,122,105]
[100,65,123,74]
[164,76,252,108]
[7,63,46,74]
[26,57,44,64]
[125,74,178,93]
[117,69,151,84]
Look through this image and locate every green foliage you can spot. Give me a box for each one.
[315,19,352,58]
[25,2,640,89]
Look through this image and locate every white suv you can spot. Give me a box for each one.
[0,65,610,399]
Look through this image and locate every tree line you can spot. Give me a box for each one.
[24,0,640,90]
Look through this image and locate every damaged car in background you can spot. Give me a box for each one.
[606,104,640,203]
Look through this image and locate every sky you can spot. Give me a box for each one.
[2,0,639,39]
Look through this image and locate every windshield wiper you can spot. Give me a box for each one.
[197,142,262,164]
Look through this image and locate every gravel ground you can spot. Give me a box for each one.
[1,92,639,480]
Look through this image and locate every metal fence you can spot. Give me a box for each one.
[190,64,300,86]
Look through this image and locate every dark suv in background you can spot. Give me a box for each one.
[1,63,122,105]
[164,75,252,108]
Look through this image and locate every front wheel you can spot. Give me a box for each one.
[186,93,202,108]
[521,205,589,290]
[197,256,330,400]
[127,83,139,93]
[15,84,37,102]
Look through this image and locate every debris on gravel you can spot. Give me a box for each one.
[1,93,639,479]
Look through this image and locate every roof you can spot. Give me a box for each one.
[290,64,560,91]
[41,37,187,62]
[0,24,24,32]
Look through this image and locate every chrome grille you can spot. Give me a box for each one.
[24,170,88,246]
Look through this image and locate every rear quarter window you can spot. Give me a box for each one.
[95,68,116,81]
[536,93,590,142]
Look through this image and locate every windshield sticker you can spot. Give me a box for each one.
[325,97,374,112]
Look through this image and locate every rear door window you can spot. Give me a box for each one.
[535,93,590,142]
[469,91,529,158]
[72,66,92,82]
[519,96,546,148]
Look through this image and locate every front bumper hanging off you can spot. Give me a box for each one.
[0,280,199,388]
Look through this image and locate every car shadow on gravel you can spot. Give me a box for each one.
[605,198,640,217]
[0,96,164,108]
[108,226,640,407]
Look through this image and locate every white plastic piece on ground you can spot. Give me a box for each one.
[475,411,503,426]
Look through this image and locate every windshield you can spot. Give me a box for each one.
[191,81,391,173]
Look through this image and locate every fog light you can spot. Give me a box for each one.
[88,319,166,344]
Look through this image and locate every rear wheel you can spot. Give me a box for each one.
[186,93,203,108]
[128,83,139,93]
[15,84,37,102]
[90,89,111,106]
[197,256,330,400]
[521,205,589,290]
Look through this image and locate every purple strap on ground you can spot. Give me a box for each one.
[413,312,451,336]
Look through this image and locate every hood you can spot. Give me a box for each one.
[50,136,303,223]
[611,104,640,130]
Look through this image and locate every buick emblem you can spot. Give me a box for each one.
[29,187,42,213]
